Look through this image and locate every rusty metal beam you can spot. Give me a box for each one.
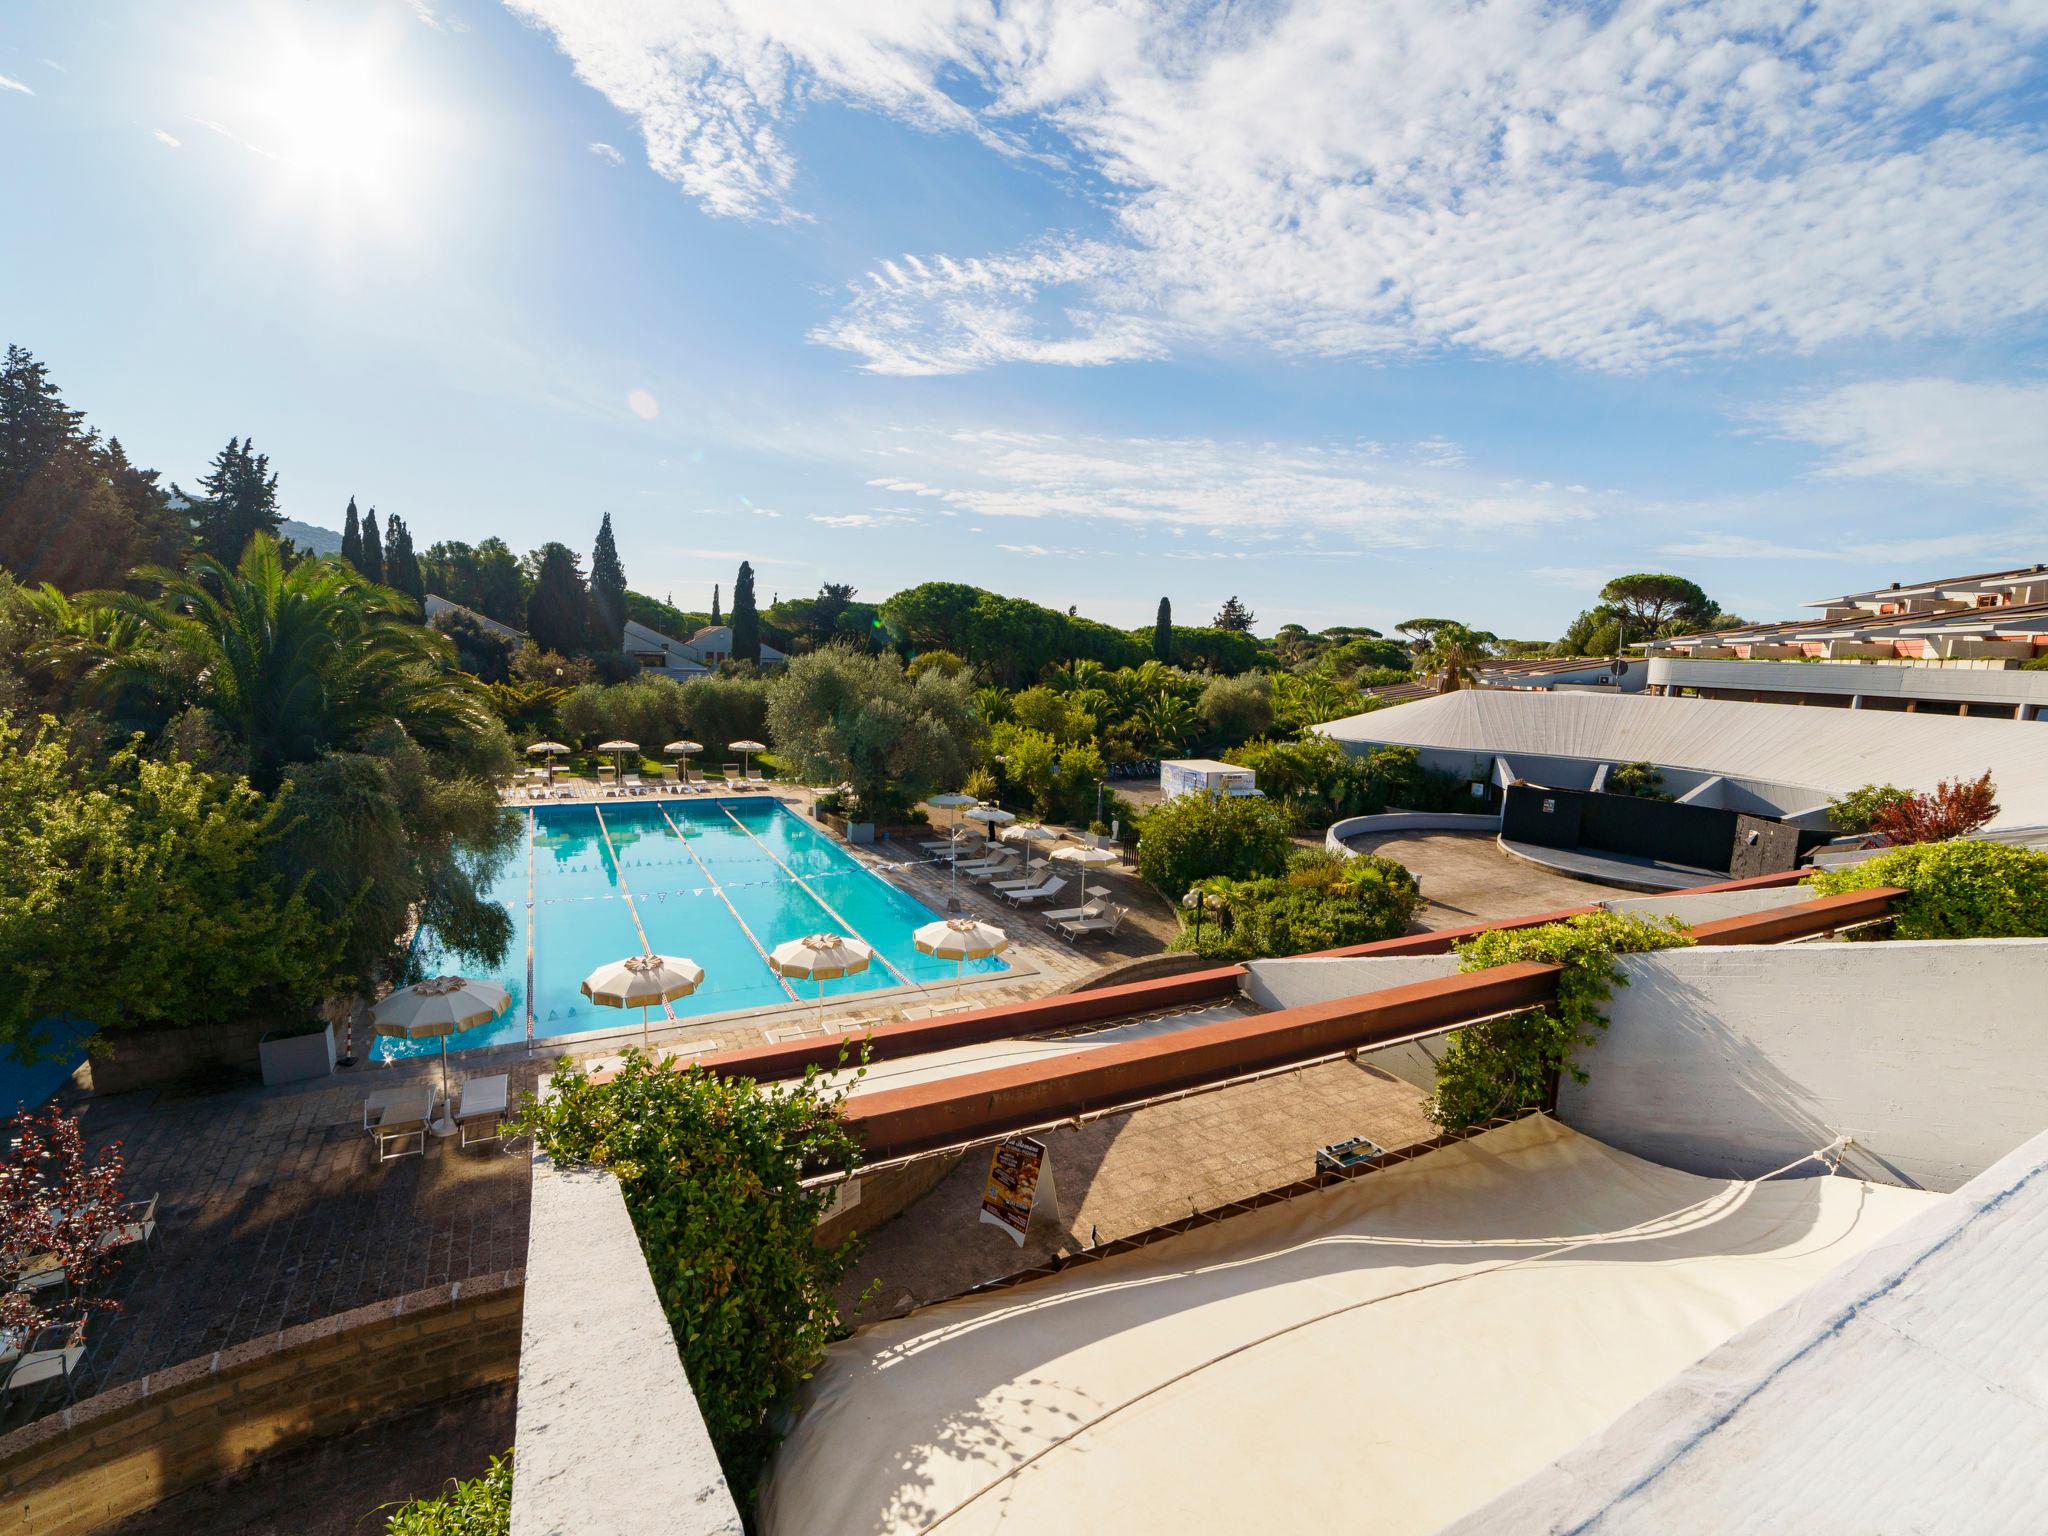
[841,962,1560,1162]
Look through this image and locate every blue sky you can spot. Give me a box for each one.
[5,0,2046,638]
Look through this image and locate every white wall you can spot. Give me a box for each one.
[1324,811,1500,855]
[514,1156,744,1536]
[1597,886,1813,925]
[1559,941,2048,1192]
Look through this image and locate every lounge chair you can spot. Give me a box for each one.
[990,860,1051,890]
[746,768,768,786]
[966,855,1023,882]
[456,1074,509,1148]
[952,849,1012,874]
[1040,899,1104,926]
[1001,875,1068,908]
[12,1256,66,1303]
[2,1323,87,1409]
[921,836,979,859]
[96,1194,158,1260]
[367,1085,433,1162]
[1055,904,1126,943]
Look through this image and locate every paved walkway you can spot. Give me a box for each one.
[839,1055,1437,1317]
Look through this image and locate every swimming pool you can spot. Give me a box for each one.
[375,798,1006,1060]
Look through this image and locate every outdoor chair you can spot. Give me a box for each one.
[2,1323,87,1410]
[746,768,768,785]
[1040,899,1105,926]
[456,1074,510,1148]
[968,856,1024,883]
[367,1086,433,1163]
[11,1257,66,1304]
[990,859,1051,890]
[1055,905,1126,943]
[96,1194,158,1260]
[623,773,644,794]
[1001,875,1068,908]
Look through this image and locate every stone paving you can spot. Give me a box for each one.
[5,1059,540,1429]
[840,1055,1439,1317]
[1343,828,1631,929]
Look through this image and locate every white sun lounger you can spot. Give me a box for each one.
[1055,905,1126,943]
[1001,875,1068,908]
[1041,899,1104,926]
[456,1073,510,1148]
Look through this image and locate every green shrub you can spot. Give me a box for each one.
[1808,840,2048,940]
[1431,913,1693,1130]
[517,1052,865,1505]
[1179,849,1421,960]
[1135,791,1294,899]
[380,1453,512,1535]
[1825,782,1914,835]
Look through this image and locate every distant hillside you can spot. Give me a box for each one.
[280,518,343,555]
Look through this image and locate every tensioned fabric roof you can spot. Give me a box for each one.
[759,1116,1932,1536]
[1315,689,2048,828]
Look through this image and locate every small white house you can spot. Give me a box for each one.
[1160,758,1259,800]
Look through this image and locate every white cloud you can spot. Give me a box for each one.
[588,140,623,164]
[1658,529,2030,566]
[811,512,909,529]
[626,387,660,420]
[862,427,1590,548]
[1768,378,2048,501]
[153,129,181,148]
[509,0,2048,374]
[403,0,445,29]
[192,117,278,159]
[0,73,34,96]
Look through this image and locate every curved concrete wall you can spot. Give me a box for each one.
[1326,811,1502,855]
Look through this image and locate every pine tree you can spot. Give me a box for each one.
[360,507,385,585]
[181,437,281,563]
[1212,595,1255,633]
[711,582,721,625]
[0,344,87,510]
[384,513,424,605]
[527,541,592,656]
[730,561,759,663]
[589,512,628,645]
[1153,597,1173,662]
[341,497,363,573]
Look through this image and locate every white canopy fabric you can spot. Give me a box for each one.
[729,739,768,753]
[912,917,1008,962]
[760,1116,1935,1536]
[768,933,873,982]
[525,741,570,755]
[580,954,704,1009]
[965,805,1015,829]
[663,740,704,756]
[1050,844,1117,867]
[596,739,640,754]
[370,976,510,1039]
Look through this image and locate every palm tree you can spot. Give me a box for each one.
[1421,624,1492,694]
[87,532,492,790]
[1136,694,1199,754]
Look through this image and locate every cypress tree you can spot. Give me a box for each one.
[1153,596,1173,662]
[711,582,721,626]
[384,513,424,605]
[0,344,86,510]
[527,541,592,656]
[730,561,759,663]
[589,511,627,645]
[360,507,384,585]
[341,497,363,573]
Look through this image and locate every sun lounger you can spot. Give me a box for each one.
[966,857,1023,882]
[1001,875,1068,908]
[990,860,1050,890]
[1040,899,1104,926]
[366,1085,434,1162]
[746,768,767,785]
[456,1073,510,1148]
[1055,905,1126,943]
[952,851,1012,874]
[622,773,643,794]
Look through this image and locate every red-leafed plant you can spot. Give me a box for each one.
[0,1107,127,1339]
[1870,771,2000,846]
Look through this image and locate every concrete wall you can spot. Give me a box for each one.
[0,1272,522,1536]
[1325,811,1499,855]
[1598,886,1814,925]
[1559,941,2048,1192]
[1242,956,1463,1090]
[1648,655,2048,711]
[514,1157,743,1536]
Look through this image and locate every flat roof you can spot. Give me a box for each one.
[1163,758,1252,775]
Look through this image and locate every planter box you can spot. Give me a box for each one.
[818,811,877,844]
[259,1022,336,1086]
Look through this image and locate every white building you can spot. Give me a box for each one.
[1160,758,1259,800]
[623,618,786,679]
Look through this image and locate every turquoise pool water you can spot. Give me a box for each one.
[375,798,1005,1059]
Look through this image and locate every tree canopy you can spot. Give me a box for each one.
[765,644,980,813]
[1597,572,1716,634]
[589,512,627,646]
[1212,595,1256,632]
[730,560,760,663]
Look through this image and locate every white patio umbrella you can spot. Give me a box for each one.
[730,739,767,775]
[582,953,705,1048]
[966,805,1016,838]
[1001,822,1057,845]
[371,976,511,1137]
[663,740,703,756]
[526,740,569,783]
[768,932,873,1026]
[913,916,1009,1002]
[1051,844,1120,869]
[596,739,639,777]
